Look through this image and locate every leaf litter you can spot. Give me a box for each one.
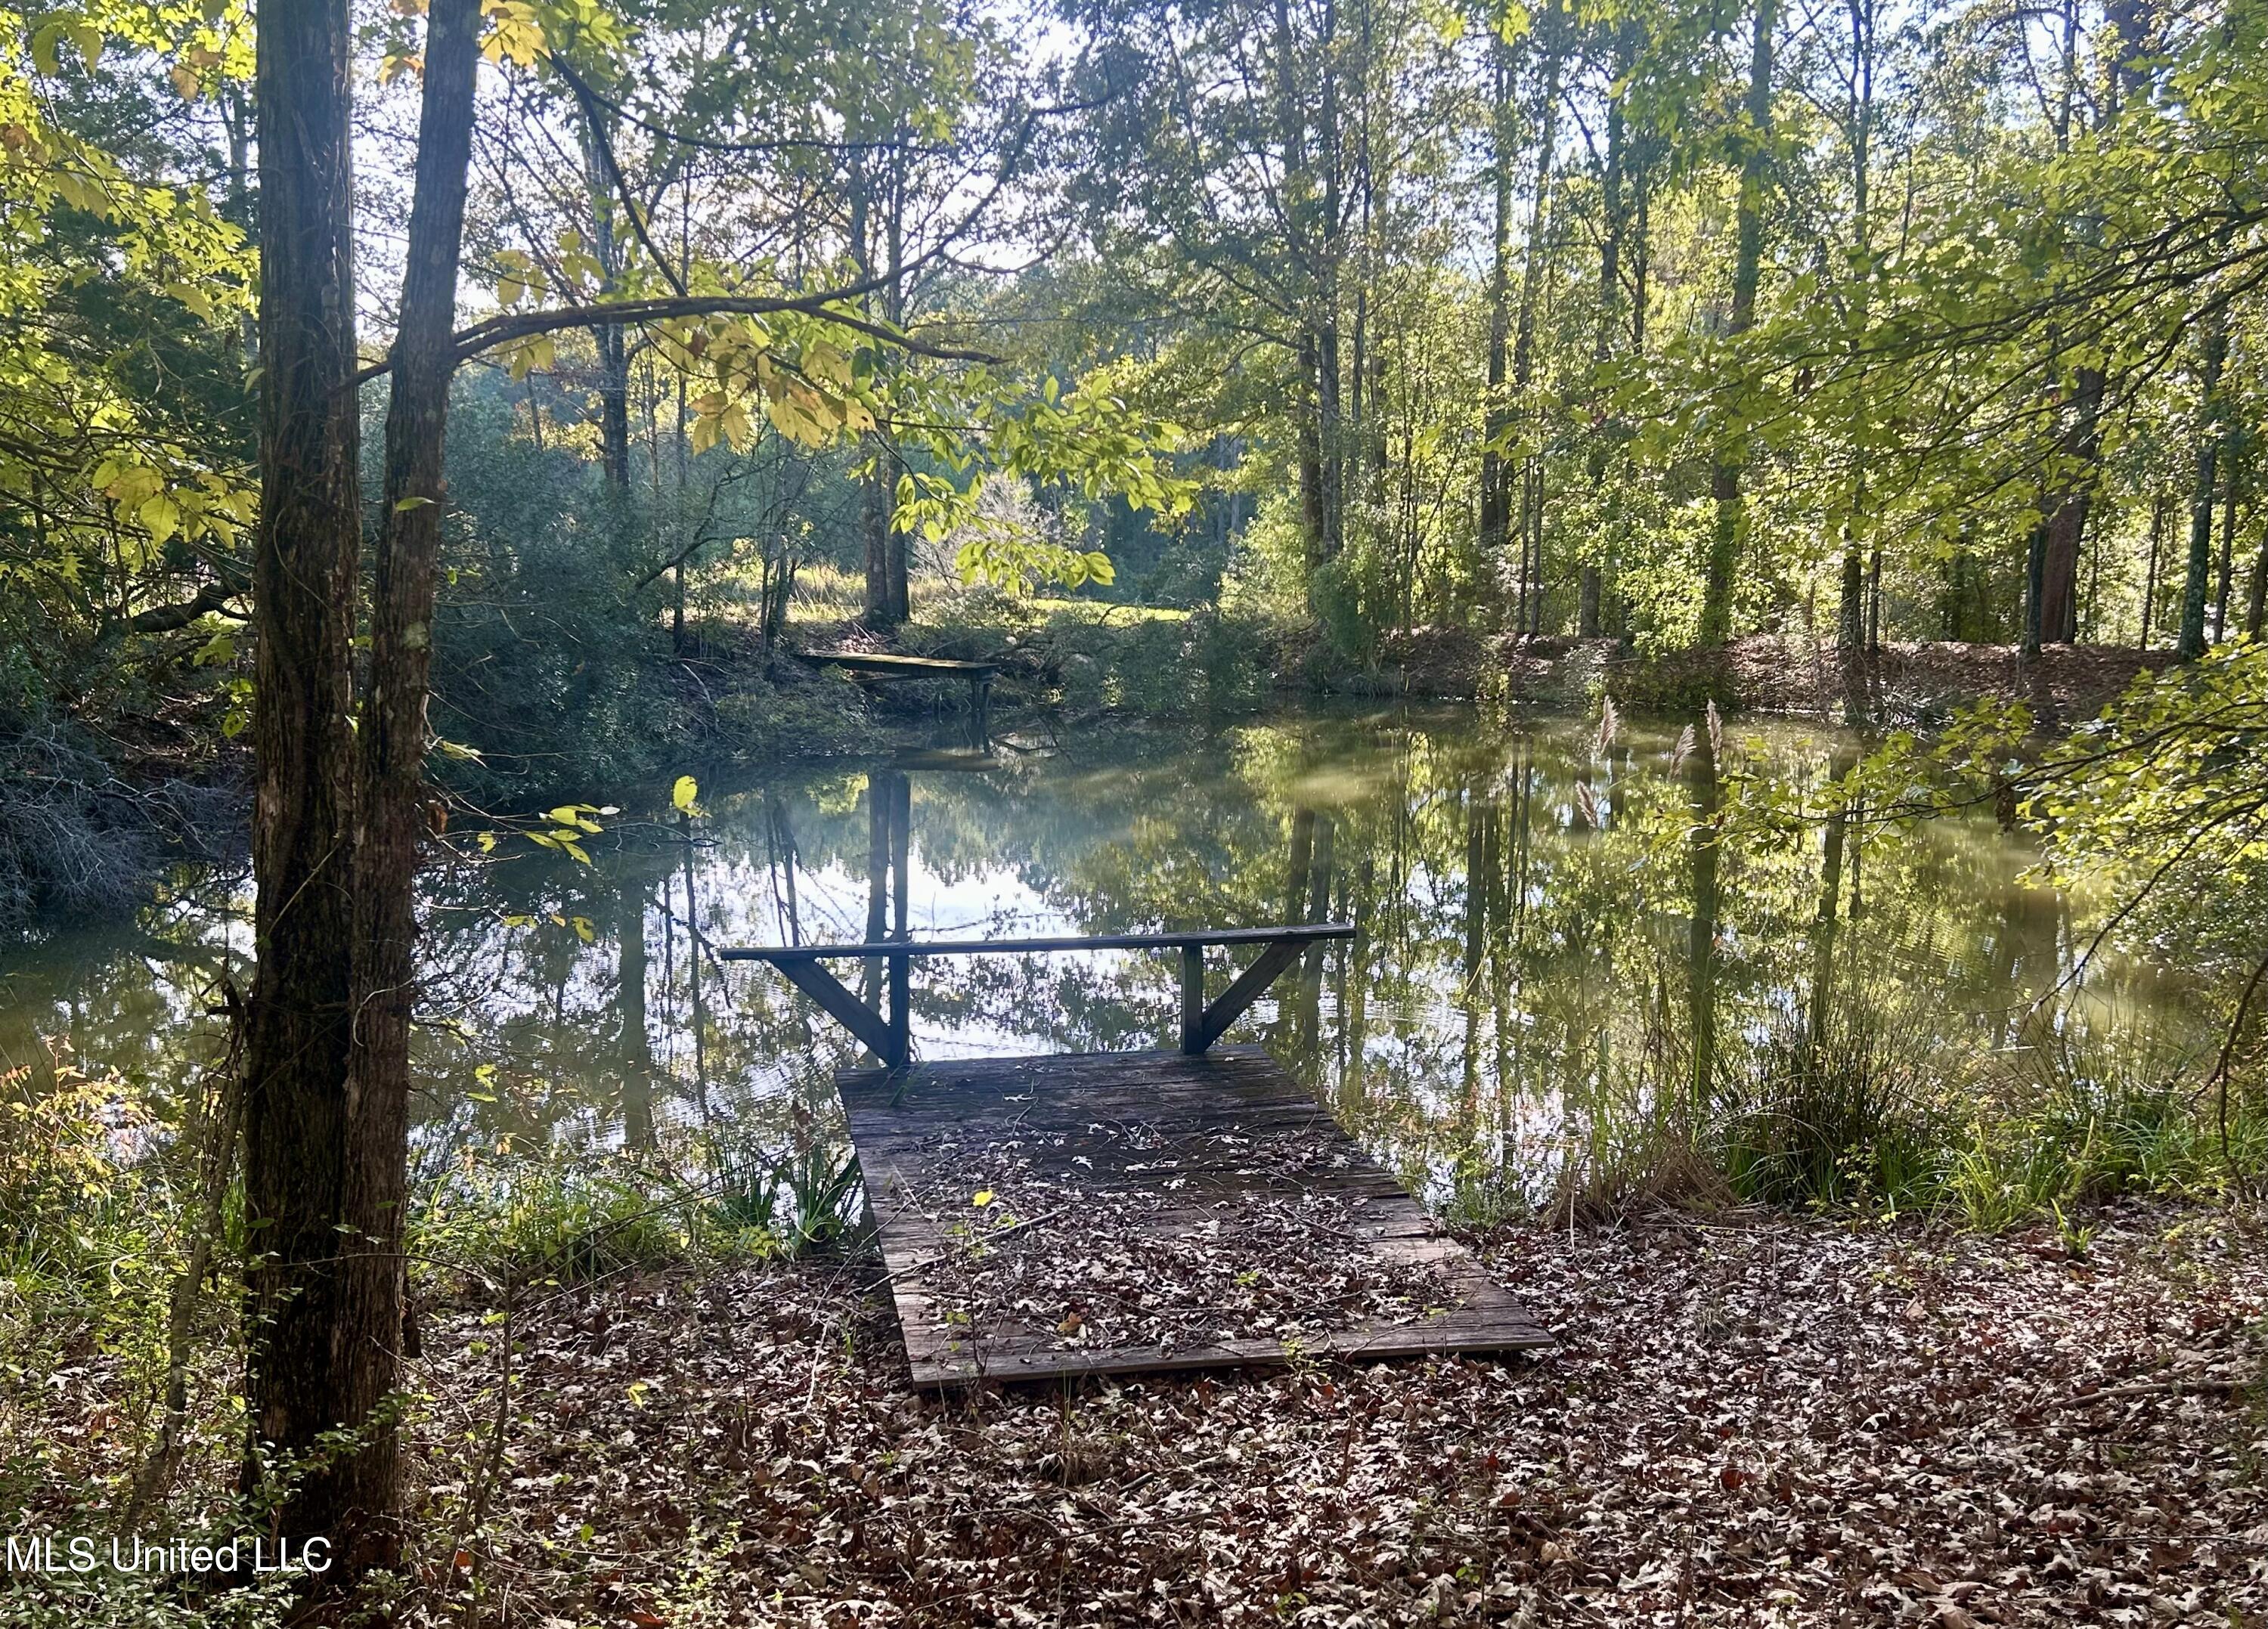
[897,1122,1458,1354]
[381,1195,2268,1625]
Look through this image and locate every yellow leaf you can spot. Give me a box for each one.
[138,494,181,546]
[971,1190,993,1207]
[802,339,850,388]
[165,281,215,318]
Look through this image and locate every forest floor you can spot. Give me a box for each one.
[390,1197,2267,1627]
[1381,631,2174,729]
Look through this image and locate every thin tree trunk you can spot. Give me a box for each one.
[2177,313,2229,661]
[1285,807,1317,926]
[1510,8,1563,639]
[2246,515,2266,640]
[338,0,483,1571]
[618,875,653,1153]
[1807,746,1856,1046]
[572,107,631,491]
[1702,0,1777,649]
[1866,544,1882,651]
[2139,494,2165,646]
[2213,464,2239,641]
[1581,29,1628,640]
[2038,368,2102,643]
[2023,512,2048,657]
[1837,540,1864,654]
[883,152,909,623]
[1478,39,1513,609]
[1686,719,1721,1110]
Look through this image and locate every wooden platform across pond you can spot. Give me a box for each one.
[839,1046,1554,1386]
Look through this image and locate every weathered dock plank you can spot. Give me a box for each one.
[838,1046,1554,1385]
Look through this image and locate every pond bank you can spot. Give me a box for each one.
[0,615,2175,937]
[1367,630,2176,728]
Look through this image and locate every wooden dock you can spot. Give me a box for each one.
[838,1047,1554,1385]
[793,648,1000,746]
[726,924,1552,1385]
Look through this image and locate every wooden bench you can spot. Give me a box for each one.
[720,924,1355,1068]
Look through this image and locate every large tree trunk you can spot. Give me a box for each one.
[351,4,483,1562]
[240,0,367,1562]
[1700,0,1776,649]
[242,0,482,1577]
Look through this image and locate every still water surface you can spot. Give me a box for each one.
[0,706,2214,1214]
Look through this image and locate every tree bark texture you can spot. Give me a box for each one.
[241,0,366,1557]
[243,0,481,1576]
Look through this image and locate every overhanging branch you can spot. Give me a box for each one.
[355,289,998,386]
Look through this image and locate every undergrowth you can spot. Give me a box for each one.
[904,591,1295,720]
[1,1044,866,1626]
[1529,992,2266,1231]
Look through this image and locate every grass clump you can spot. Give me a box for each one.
[1942,1028,2266,1229]
[1716,1006,1944,1214]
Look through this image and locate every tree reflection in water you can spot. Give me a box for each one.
[0,707,2223,1220]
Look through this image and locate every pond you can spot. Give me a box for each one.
[0,704,2219,1225]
